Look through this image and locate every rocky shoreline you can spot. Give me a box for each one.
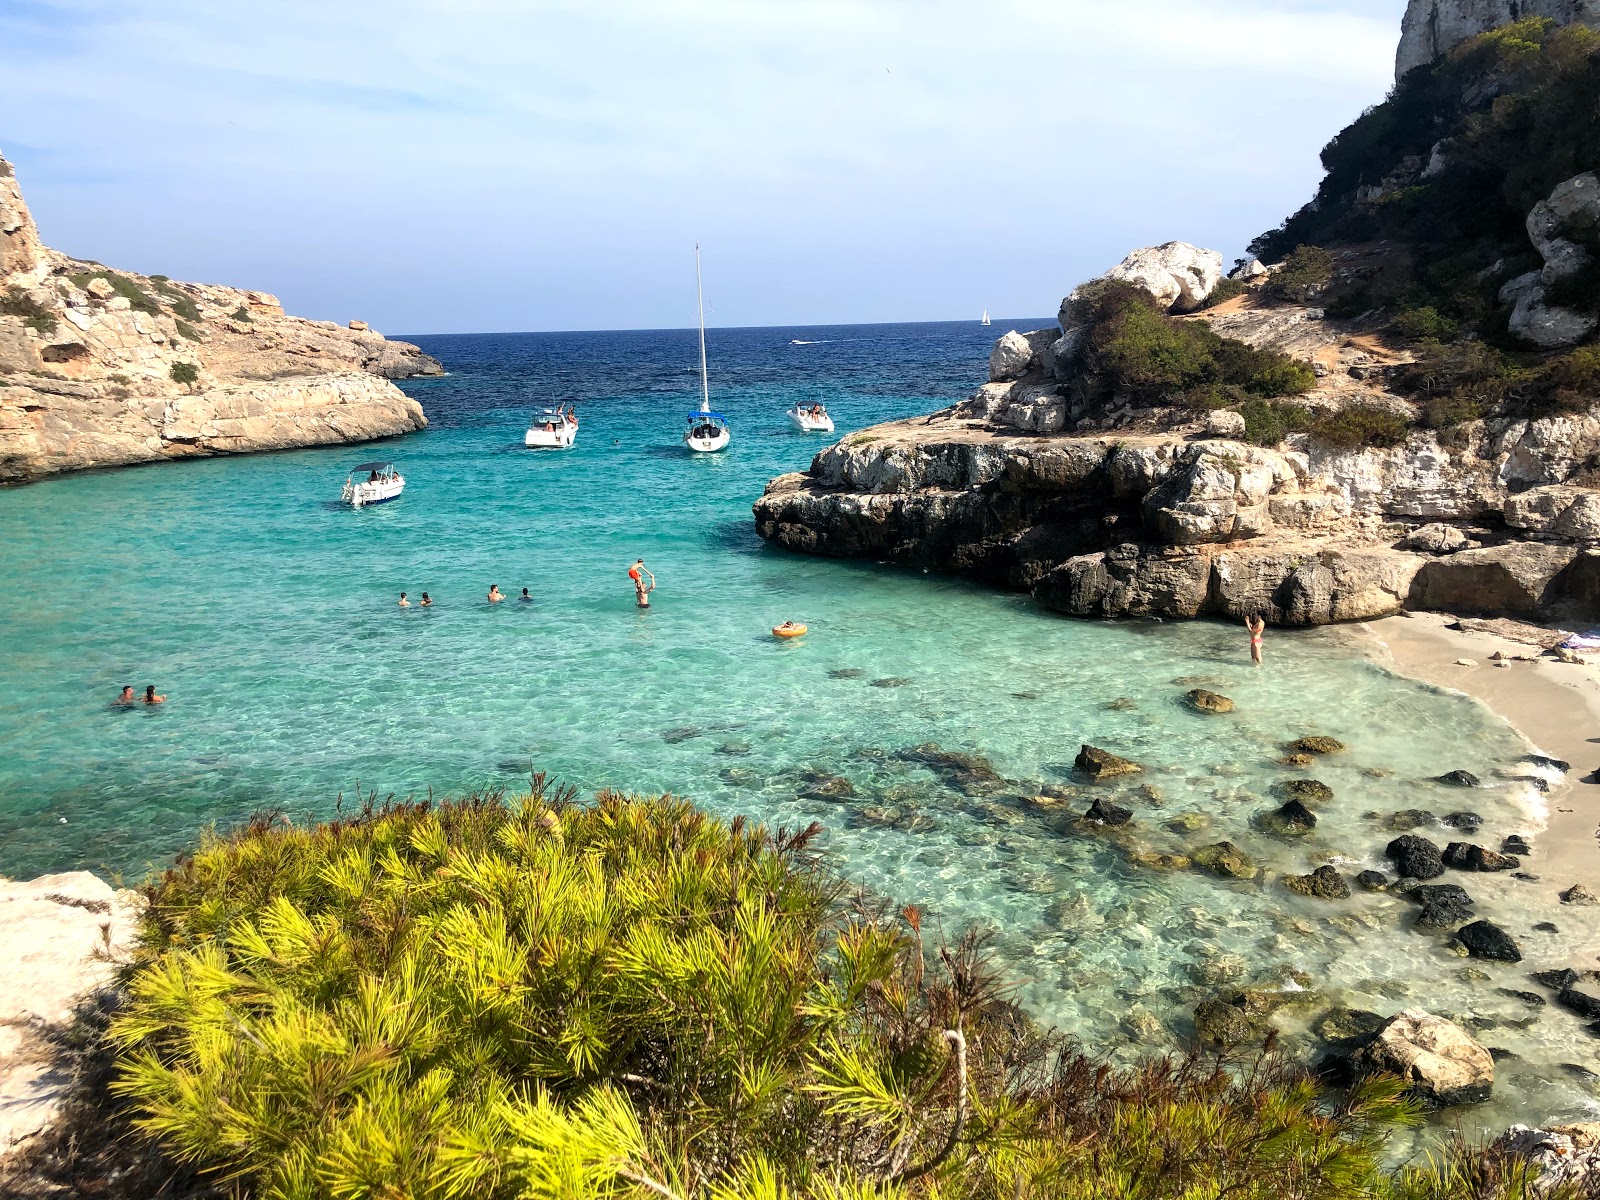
[1,148,440,484]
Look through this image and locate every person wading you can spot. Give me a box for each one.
[1245,613,1266,667]
[628,558,656,608]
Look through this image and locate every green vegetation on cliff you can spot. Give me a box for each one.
[95,788,1557,1200]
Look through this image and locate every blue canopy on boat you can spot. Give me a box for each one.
[351,461,396,472]
[686,412,728,422]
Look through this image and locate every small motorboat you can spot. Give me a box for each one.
[341,461,404,507]
[525,406,578,449]
[786,403,834,433]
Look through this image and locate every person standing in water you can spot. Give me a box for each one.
[628,558,655,608]
[487,584,504,603]
[144,685,166,705]
[1245,613,1266,667]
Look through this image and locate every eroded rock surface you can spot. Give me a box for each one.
[0,147,439,483]
[1348,1008,1495,1105]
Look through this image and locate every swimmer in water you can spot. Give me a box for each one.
[116,685,135,705]
[1245,613,1266,667]
[144,685,166,705]
[398,592,409,607]
[488,584,504,603]
[420,592,432,607]
[520,587,533,602]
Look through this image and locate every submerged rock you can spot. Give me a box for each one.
[1356,870,1390,891]
[1315,1006,1387,1046]
[869,676,911,688]
[1126,848,1191,871]
[798,770,857,802]
[714,740,752,757]
[1164,813,1211,834]
[1555,987,1600,1020]
[1501,834,1533,856]
[897,743,1006,795]
[1453,919,1522,962]
[1441,811,1483,832]
[1386,834,1447,880]
[1281,752,1316,768]
[1192,841,1256,880]
[1193,995,1262,1048]
[1075,744,1140,780]
[828,668,864,679]
[1531,968,1581,991]
[1185,688,1234,714]
[1083,798,1133,827]
[1284,865,1351,900]
[1561,883,1600,906]
[1442,842,1520,872]
[1275,779,1334,805]
[1349,1009,1495,1106]
[1261,797,1318,836]
[661,725,703,744]
[1409,883,1476,929]
[1288,736,1346,755]
[1384,808,1437,831]
[1436,769,1482,787]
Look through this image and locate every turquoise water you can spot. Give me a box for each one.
[0,322,1593,1136]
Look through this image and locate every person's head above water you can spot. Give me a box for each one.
[522,588,529,597]
[119,685,133,700]
[144,686,155,700]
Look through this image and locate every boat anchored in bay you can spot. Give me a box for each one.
[341,461,405,507]
[525,405,578,449]
[786,403,834,433]
[684,244,731,453]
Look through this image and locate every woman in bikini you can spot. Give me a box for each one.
[1245,613,1266,667]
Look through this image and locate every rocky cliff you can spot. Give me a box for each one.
[1396,0,1600,78]
[0,149,442,484]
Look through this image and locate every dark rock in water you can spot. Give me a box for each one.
[897,743,1006,795]
[1531,968,1580,991]
[1556,986,1600,1019]
[1442,811,1483,832]
[1134,783,1164,805]
[1193,996,1260,1048]
[715,740,752,757]
[828,668,865,679]
[1010,691,1039,700]
[1075,744,1140,780]
[1386,834,1446,880]
[1497,988,1547,1006]
[1533,921,1558,933]
[1412,885,1476,930]
[799,770,856,802]
[1385,808,1437,832]
[1454,920,1522,962]
[1511,872,1540,882]
[1523,754,1570,772]
[1185,688,1234,714]
[496,758,533,774]
[1083,798,1133,827]
[719,766,760,786]
[1281,752,1316,767]
[1262,797,1318,836]
[1444,842,1521,872]
[1561,883,1600,905]
[1192,841,1255,880]
[1487,1046,1519,1062]
[1288,736,1346,755]
[1501,835,1533,856]
[1356,870,1390,891]
[869,677,911,688]
[1314,1006,1387,1045]
[1407,882,1475,909]
[1284,865,1350,899]
[1436,770,1481,787]
[1275,778,1334,805]
[661,726,703,744]
[1561,1063,1600,1084]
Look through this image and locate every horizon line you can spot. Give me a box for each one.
[394,315,1061,340]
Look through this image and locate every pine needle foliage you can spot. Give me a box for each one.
[108,786,1557,1200]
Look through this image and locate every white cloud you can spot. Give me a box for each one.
[0,0,1404,330]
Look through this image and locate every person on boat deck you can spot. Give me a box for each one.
[369,470,380,482]
[488,584,504,603]
[520,587,533,602]
[144,685,165,705]
[398,592,409,607]
[116,685,135,705]
[420,593,432,607]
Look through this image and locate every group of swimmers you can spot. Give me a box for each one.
[116,685,165,705]
[398,586,536,607]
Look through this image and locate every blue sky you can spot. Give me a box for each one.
[1,1,1405,333]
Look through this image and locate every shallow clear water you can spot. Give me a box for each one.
[0,321,1593,1139]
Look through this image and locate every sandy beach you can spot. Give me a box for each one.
[1359,611,1600,904]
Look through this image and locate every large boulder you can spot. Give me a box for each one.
[1453,919,1522,962]
[1387,834,1447,880]
[1349,1009,1494,1106]
[1075,744,1140,780]
[1409,542,1579,615]
[987,330,1035,382]
[1059,241,1224,323]
[1497,171,1600,349]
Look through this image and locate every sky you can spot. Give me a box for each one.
[0,1,1406,334]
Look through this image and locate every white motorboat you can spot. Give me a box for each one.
[525,406,578,449]
[684,244,731,453]
[786,403,835,433]
[341,461,404,507]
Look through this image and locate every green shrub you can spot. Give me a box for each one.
[173,319,201,343]
[1238,398,1313,447]
[69,269,162,316]
[168,361,199,388]
[1197,276,1246,310]
[168,294,201,322]
[1392,307,1460,343]
[102,788,1515,1200]
[1310,404,1412,450]
[0,286,58,336]
[1263,246,1336,303]
[230,304,253,322]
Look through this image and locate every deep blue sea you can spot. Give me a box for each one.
[0,320,1592,1134]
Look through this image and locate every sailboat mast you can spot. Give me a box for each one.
[695,244,711,413]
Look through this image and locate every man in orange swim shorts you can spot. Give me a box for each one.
[628,558,655,607]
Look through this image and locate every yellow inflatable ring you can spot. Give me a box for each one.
[772,622,807,638]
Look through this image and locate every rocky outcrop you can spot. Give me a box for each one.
[1061,241,1223,320]
[0,148,441,484]
[1493,1124,1600,1197]
[1348,1008,1495,1106]
[1501,172,1600,349]
[1396,0,1600,79]
[0,873,142,1160]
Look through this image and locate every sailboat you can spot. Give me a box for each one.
[980,309,991,326]
[684,244,731,453]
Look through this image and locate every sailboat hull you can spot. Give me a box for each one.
[684,427,731,452]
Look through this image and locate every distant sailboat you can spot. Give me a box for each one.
[980,309,991,326]
[684,245,731,453]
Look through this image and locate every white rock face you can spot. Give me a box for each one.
[1205,410,1247,438]
[1494,1124,1600,1196]
[1396,0,1600,80]
[1350,1008,1495,1105]
[987,330,1034,382]
[1060,241,1224,323]
[0,873,143,1159]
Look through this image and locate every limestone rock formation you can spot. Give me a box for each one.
[1502,172,1600,348]
[1395,0,1600,80]
[0,148,442,483]
[1493,1124,1600,1197]
[1061,242,1224,322]
[0,873,143,1159]
[1348,1008,1495,1105]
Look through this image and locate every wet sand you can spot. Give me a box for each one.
[1359,611,1600,904]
